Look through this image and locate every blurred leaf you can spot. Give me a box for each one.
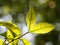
[0,21,21,42]
[21,38,30,45]
[0,39,3,45]
[0,39,6,45]
[7,30,14,42]
[26,6,55,34]
[0,22,21,36]
[10,40,18,45]
[30,22,55,34]
[26,6,36,30]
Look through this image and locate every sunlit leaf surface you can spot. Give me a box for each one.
[30,22,55,34]
[7,30,14,41]
[0,22,21,36]
[0,22,21,44]
[0,39,3,45]
[26,6,36,30]
[10,40,18,45]
[26,6,55,34]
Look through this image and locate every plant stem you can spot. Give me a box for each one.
[2,39,6,45]
[7,31,29,45]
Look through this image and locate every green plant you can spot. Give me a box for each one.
[0,6,55,45]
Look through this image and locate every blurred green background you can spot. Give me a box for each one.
[0,0,60,45]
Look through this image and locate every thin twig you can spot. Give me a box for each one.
[2,39,6,45]
[7,32,29,45]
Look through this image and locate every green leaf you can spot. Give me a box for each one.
[26,6,36,30]
[26,6,55,34]
[29,22,55,34]
[1,30,18,45]
[1,30,14,42]
[7,30,14,42]
[10,40,18,45]
[21,38,30,45]
[0,21,21,43]
[0,39,3,45]
[0,39,6,45]
[0,21,21,36]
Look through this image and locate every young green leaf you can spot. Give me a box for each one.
[0,22,21,36]
[26,6,55,34]
[0,21,22,44]
[7,30,14,42]
[21,38,30,45]
[29,22,55,34]
[26,6,36,30]
[10,40,18,45]
[0,39,3,45]
[1,30,19,45]
[0,39,6,45]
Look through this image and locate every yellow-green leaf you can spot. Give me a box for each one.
[21,38,30,45]
[7,30,14,42]
[0,22,21,36]
[10,40,18,45]
[26,6,36,29]
[29,22,55,34]
[0,39,3,45]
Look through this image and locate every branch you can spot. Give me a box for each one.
[7,32,29,45]
[2,39,6,45]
